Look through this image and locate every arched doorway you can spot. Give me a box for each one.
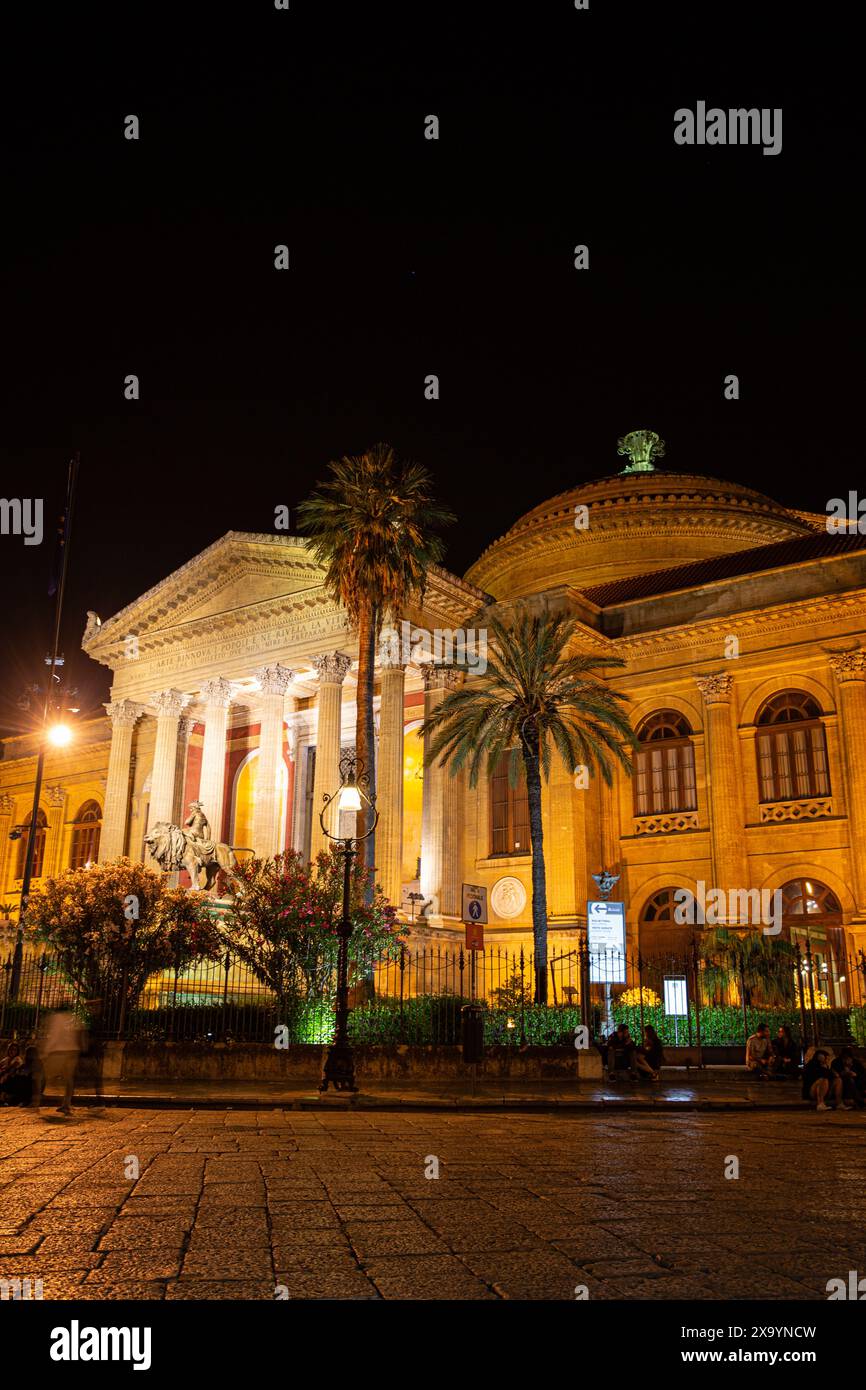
[779,878,847,1007]
[231,750,289,855]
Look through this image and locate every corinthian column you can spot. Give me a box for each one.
[695,672,747,914]
[149,689,190,827]
[420,665,463,921]
[309,652,351,861]
[100,699,144,861]
[199,677,233,842]
[377,648,406,906]
[0,793,15,894]
[253,664,293,858]
[45,786,68,877]
[830,651,866,915]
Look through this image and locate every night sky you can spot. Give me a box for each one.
[0,2,855,735]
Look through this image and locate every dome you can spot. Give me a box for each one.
[465,467,820,602]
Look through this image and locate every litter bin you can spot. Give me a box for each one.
[461,1002,484,1064]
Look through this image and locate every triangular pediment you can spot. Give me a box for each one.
[83,533,328,659]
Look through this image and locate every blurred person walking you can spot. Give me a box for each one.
[32,1009,82,1115]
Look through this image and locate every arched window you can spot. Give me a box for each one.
[16,808,47,879]
[70,800,101,869]
[639,886,690,957]
[756,692,830,802]
[633,710,696,816]
[490,752,530,856]
[780,877,842,920]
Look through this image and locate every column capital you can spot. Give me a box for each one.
[105,699,145,728]
[421,664,462,693]
[829,650,866,682]
[46,785,66,808]
[380,646,407,672]
[0,792,15,814]
[151,688,190,719]
[255,663,294,697]
[312,651,351,686]
[695,672,734,704]
[200,676,234,707]
[178,716,195,740]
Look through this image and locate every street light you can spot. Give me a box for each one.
[318,751,378,1094]
[47,723,73,747]
[9,452,79,1000]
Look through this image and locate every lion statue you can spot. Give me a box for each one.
[144,814,240,893]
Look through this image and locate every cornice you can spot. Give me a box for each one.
[88,590,351,672]
[614,590,866,657]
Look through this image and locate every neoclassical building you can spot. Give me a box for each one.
[3,436,866,984]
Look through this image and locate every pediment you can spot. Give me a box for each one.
[83,533,328,661]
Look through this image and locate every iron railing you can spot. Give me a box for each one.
[1,933,864,1050]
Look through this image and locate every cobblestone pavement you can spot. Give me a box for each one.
[1,1106,865,1300]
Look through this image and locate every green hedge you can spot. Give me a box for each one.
[5,993,861,1049]
[849,1006,866,1046]
[346,996,585,1046]
[612,1002,855,1047]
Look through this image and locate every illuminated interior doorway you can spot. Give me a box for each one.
[231,748,289,856]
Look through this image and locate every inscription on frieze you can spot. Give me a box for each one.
[132,616,347,677]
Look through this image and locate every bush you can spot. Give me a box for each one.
[123,998,335,1045]
[849,1006,866,1047]
[348,993,471,1045]
[612,1002,856,1048]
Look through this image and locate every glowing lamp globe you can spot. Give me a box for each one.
[47,723,72,747]
[336,778,363,814]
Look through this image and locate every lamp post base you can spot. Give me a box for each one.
[319,1041,358,1093]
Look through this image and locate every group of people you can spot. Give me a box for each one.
[604,1022,666,1080]
[0,1004,104,1115]
[746,1021,866,1110]
[745,1023,800,1078]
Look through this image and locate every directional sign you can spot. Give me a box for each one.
[462,883,488,925]
[586,900,627,984]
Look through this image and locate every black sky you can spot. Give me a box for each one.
[0,1,857,735]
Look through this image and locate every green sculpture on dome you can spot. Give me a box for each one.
[617,429,665,474]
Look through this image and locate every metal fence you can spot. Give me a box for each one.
[2,932,865,1050]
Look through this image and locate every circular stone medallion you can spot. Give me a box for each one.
[490,876,527,920]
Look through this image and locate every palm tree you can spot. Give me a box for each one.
[699,927,797,1008]
[420,605,638,1003]
[297,444,454,874]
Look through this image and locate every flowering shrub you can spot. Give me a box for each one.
[617,986,660,1008]
[22,858,221,1009]
[218,849,407,1007]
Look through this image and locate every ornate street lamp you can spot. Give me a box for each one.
[318,751,379,1093]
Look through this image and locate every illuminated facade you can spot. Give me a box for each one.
[2,451,866,976]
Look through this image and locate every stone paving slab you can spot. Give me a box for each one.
[1,1105,864,1301]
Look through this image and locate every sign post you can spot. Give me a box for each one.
[586,899,626,1033]
[461,884,488,1094]
[663,975,688,1046]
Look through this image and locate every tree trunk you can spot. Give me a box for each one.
[522,739,549,1004]
[354,603,378,886]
